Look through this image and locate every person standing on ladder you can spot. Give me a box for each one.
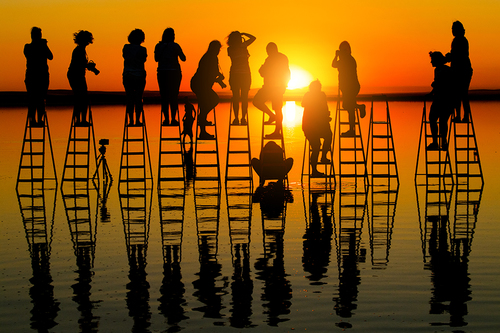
[24,27,53,127]
[426,51,453,151]
[253,42,290,139]
[227,31,256,125]
[332,41,365,137]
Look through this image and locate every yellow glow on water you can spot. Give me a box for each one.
[287,65,314,90]
[283,101,303,127]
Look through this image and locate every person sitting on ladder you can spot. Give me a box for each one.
[426,51,453,151]
[332,41,365,137]
[301,80,332,177]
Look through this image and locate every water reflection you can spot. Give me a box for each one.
[16,184,60,331]
[416,180,482,327]
[158,184,189,331]
[254,183,293,326]
[62,184,101,331]
[192,183,228,322]
[119,185,152,332]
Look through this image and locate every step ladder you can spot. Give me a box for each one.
[119,110,153,189]
[193,184,221,259]
[227,183,252,247]
[194,106,221,183]
[17,114,58,188]
[301,138,335,187]
[225,103,253,185]
[158,109,185,184]
[368,183,398,269]
[334,94,369,193]
[159,185,185,264]
[61,109,97,185]
[451,112,484,185]
[415,101,454,186]
[366,97,399,186]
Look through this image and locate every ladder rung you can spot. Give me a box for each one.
[62,177,88,182]
[159,164,184,168]
[65,164,89,168]
[24,138,44,143]
[21,152,44,156]
[228,150,250,154]
[121,165,145,169]
[339,147,364,151]
[372,135,390,138]
[455,134,473,138]
[456,161,480,164]
[19,165,43,169]
[159,177,185,181]
[225,176,252,181]
[372,121,389,124]
[372,161,396,165]
[119,178,147,183]
[456,173,482,177]
[372,174,398,178]
[339,173,366,177]
[17,178,44,182]
[455,147,477,151]
[340,161,366,165]
[196,164,219,168]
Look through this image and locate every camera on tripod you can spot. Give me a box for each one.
[98,138,109,155]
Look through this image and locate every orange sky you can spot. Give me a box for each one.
[1,0,499,95]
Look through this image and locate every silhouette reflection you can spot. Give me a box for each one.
[192,183,228,322]
[226,184,254,328]
[333,190,367,321]
[158,184,189,330]
[253,182,293,326]
[302,189,334,285]
[61,184,101,332]
[17,184,60,331]
[119,185,152,332]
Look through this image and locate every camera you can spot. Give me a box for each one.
[99,138,109,145]
[88,60,100,75]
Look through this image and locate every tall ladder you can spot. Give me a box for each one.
[194,107,221,183]
[452,112,484,185]
[61,109,97,185]
[119,110,153,189]
[415,101,454,186]
[225,103,253,185]
[334,93,369,193]
[158,109,185,184]
[366,97,399,185]
[17,114,57,188]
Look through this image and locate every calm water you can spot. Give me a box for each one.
[1,101,500,332]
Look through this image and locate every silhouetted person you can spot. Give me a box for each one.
[332,41,365,137]
[155,28,186,126]
[123,29,147,126]
[67,30,99,126]
[227,31,256,125]
[182,99,196,148]
[190,40,226,140]
[251,141,293,186]
[301,80,332,177]
[24,27,53,127]
[253,42,290,139]
[445,21,473,123]
[427,52,453,151]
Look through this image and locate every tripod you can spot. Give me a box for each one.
[93,141,113,185]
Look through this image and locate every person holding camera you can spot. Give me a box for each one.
[252,42,290,139]
[123,29,147,127]
[67,30,99,126]
[24,27,53,127]
[227,31,256,125]
[190,40,226,140]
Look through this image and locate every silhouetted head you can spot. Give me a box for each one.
[207,40,222,55]
[429,51,446,67]
[161,28,175,43]
[227,31,242,47]
[309,79,322,92]
[266,42,278,55]
[128,29,145,45]
[452,21,465,37]
[73,30,93,46]
[339,41,351,55]
[31,27,42,41]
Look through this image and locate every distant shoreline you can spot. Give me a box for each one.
[2,89,500,107]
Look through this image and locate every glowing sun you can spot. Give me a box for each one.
[287,65,314,90]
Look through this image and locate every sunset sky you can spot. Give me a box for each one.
[1,0,499,95]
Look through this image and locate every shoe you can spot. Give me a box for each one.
[162,120,169,126]
[311,170,326,178]
[462,116,469,123]
[427,142,439,150]
[264,132,282,139]
[170,119,179,126]
[232,119,239,125]
[341,129,355,137]
[80,120,90,127]
[241,118,247,125]
[452,117,461,123]
[201,120,213,126]
[198,132,215,140]
[264,114,276,125]
[441,142,448,151]
[320,157,331,164]
[358,104,366,118]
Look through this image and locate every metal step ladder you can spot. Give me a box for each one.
[17,113,58,188]
[452,112,484,185]
[415,101,454,186]
[158,109,185,184]
[334,94,369,193]
[226,183,252,247]
[366,97,399,185]
[225,103,253,185]
[119,110,153,189]
[61,109,97,185]
[194,107,221,183]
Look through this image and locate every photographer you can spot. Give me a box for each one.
[190,40,226,140]
[67,30,99,126]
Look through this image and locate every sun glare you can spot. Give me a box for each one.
[283,101,303,127]
[287,65,314,90]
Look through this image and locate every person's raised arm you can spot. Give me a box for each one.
[241,33,256,47]
[332,50,340,68]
